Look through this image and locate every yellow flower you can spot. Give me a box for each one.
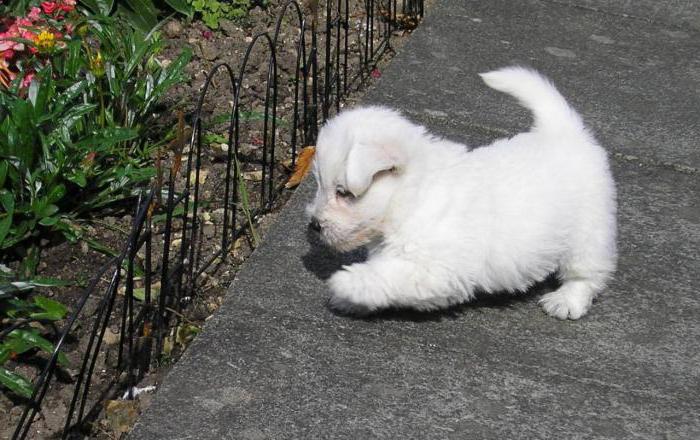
[89,51,105,77]
[35,30,56,53]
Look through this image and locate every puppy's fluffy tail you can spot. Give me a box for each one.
[479,66,585,135]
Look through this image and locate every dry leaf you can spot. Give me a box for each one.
[105,400,139,434]
[285,146,316,189]
[243,170,263,181]
[188,168,209,186]
[102,329,120,345]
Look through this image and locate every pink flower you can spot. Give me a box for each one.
[41,1,58,14]
[370,68,381,79]
[0,25,26,55]
[16,18,33,27]
[21,71,34,88]
[28,7,42,21]
[202,30,213,40]
[63,22,74,34]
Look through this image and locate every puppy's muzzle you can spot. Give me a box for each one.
[309,217,322,232]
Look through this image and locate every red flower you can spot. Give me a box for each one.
[41,1,58,14]
[370,68,381,79]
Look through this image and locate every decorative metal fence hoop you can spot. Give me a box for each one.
[8,1,424,438]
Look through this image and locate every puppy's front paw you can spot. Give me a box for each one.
[327,269,377,316]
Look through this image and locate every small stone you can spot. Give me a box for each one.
[164,20,183,39]
[544,46,576,58]
[219,19,241,36]
[199,41,220,61]
[202,223,216,238]
[211,208,226,223]
[243,170,263,181]
[590,34,614,44]
[102,329,120,346]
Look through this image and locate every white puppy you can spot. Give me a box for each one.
[307,66,617,319]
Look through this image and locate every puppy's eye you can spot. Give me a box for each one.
[335,185,355,199]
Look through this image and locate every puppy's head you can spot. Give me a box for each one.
[307,106,424,252]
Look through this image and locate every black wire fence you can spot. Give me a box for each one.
[9,0,424,438]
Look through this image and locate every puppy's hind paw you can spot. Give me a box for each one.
[538,285,593,320]
[327,269,379,316]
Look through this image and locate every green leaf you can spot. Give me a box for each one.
[0,215,12,247]
[117,1,158,35]
[67,171,87,188]
[0,190,13,246]
[47,184,67,204]
[31,296,69,321]
[0,190,14,213]
[8,330,69,367]
[19,245,40,279]
[0,346,11,364]
[81,0,115,15]
[38,216,59,226]
[165,0,194,18]
[132,286,159,301]
[56,104,97,134]
[0,367,34,398]
[0,161,8,188]
[28,79,40,107]
[49,80,88,118]
[83,238,146,277]
[25,277,73,288]
[39,204,59,218]
[74,127,139,150]
[0,282,33,296]
[65,40,83,77]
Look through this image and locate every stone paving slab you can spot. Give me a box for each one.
[558,0,700,30]
[130,1,700,438]
[368,0,700,169]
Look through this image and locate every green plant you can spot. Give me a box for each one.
[234,156,259,246]
[0,266,71,398]
[79,0,194,33]
[189,0,250,29]
[1,15,191,264]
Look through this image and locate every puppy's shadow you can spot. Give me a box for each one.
[301,227,368,280]
[369,276,561,322]
[302,227,562,322]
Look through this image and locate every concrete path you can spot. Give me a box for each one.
[130,1,700,438]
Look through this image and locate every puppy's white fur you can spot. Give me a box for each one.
[307,66,617,319]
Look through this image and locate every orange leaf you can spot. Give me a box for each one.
[285,146,316,189]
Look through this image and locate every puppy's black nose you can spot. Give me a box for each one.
[309,217,322,232]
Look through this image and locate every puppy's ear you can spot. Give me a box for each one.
[345,143,400,196]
